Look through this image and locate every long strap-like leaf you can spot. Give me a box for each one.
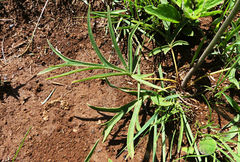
[128,24,139,73]
[87,6,125,72]
[72,72,129,83]
[47,40,102,67]
[107,6,127,70]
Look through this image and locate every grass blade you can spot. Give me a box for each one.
[102,101,137,142]
[87,6,124,72]
[88,100,137,113]
[38,63,70,75]
[128,24,139,73]
[84,139,99,162]
[107,6,127,69]
[161,120,166,162]
[47,40,102,67]
[127,99,142,158]
[72,72,129,83]
[178,113,184,153]
[153,117,158,162]
[117,112,158,157]
[46,66,106,80]
[181,107,201,161]
[223,93,240,113]
[132,74,167,92]
[12,127,32,162]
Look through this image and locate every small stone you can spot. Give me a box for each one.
[42,111,49,121]
[73,128,78,133]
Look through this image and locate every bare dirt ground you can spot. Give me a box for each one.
[0,0,237,161]
[0,1,138,161]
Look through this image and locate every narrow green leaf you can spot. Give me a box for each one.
[38,63,70,75]
[217,146,235,162]
[170,130,176,159]
[12,127,32,162]
[200,10,222,17]
[127,99,142,158]
[107,6,127,69]
[161,120,166,162]
[103,112,124,142]
[47,40,101,67]
[87,6,124,72]
[88,100,137,113]
[181,107,201,161]
[178,114,184,153]
[191,37,206,66]
[46,66,106,80]
[132,75,167,92]
[219,139,240,161]
[84,139,99,162]
[151,95,173,106]
[153,118,158,162]
[117,112,158,157]
[72,72,129,83]
[223,93,240,112]
[128,24,139,73]
[144,4,181,23]
[102,100,137,142]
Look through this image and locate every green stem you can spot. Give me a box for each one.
[181,0,240,88]
[170,47,179,81]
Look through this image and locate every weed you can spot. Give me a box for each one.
[39,0,240,161]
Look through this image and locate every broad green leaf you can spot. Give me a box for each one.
[150,45,170,56]
[172,40,189,48]
[88,100,137,113]
[223,93,240,113]
[72,72,129,83]
[199,137,217,155]
[228,68,240,89]
[107,6,127,69]
[144,4,181,23]
[127,99,142,158]
[84,139,99,162]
